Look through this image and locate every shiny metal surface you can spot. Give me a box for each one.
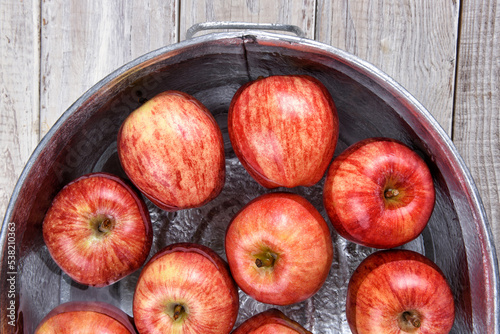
[1,27,498,333]
[185,21,306,39]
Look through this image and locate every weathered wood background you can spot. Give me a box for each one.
[1,0,498,264]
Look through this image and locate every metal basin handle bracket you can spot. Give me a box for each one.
[185,21,306,40]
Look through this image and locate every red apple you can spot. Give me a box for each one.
[117,90,225,211]
[323,137,435,249]
[43,172,152,287]
[34,301,137,333]
[225,192,333,306]
[346,249,455,333]
[232,309,312,334]
[228,75,338,188]
[133,242,239,334]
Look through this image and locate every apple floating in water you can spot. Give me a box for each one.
[323,137,435,249]
[117,90,225,211]
[346,249,455,334]
[225,192,333,306]
[42,172,152,287]
[232,308,312,334]
[34,301,137,333]
[228,74,338,188]
[133,242,239,334]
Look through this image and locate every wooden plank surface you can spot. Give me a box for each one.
[179,0,316,39]
[316,0,460,135]
[1,0,500,332]
[454,0,499,252]
[0,0,498,279]
[40,0,179,137]
[0,0,40,219]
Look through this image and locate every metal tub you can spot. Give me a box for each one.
[1,23,498,333]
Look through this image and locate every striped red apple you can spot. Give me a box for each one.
[133,243,239,334]
[233,309,312,334]
[228,75,338,188]
[35,301,137,334]
[42,172,152,287]
[323,137,435,249]
[225,192,333,306]
[346,249,455,333]
[118,90,225,211]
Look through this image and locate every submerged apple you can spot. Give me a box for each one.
[34,301,137,333]
[232,309,312,334]
[118,90,225,211]
[42,172,152,287]
[323,137,435,248]
[133,242,239,334]
[225,192,333,306]
[346,249,455,334]
[228,75,338,188]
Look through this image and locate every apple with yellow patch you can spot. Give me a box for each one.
[35,301,137,333]
[346,249,455,333]
[133,243,239,334]
[225,192,333,306]
[232,309,312,334]
[42,172,152,287]
[118,90,225,211]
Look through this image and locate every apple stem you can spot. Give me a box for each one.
[403,311,421,329]
[255,252,275,268]
[384,188,400,199]
[173,305,185,321]
[98,218,114,233]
